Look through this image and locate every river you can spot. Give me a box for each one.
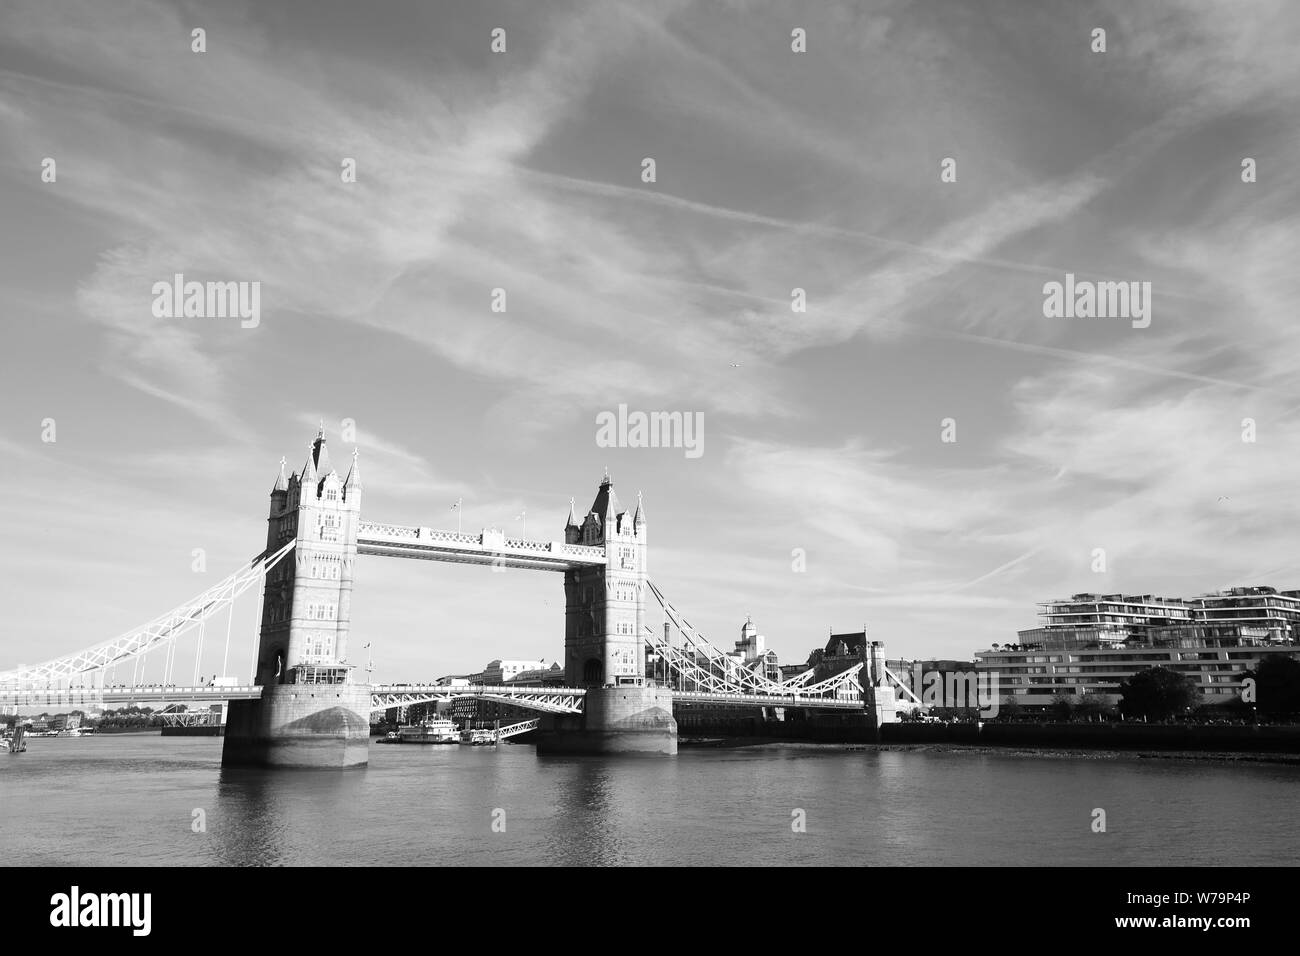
[2,735,1295,866]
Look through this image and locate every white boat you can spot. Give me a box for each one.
[394,717,459,744]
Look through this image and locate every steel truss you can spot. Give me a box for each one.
[0,542,296,688]
[645,580,864,702]
[370,684,587,715]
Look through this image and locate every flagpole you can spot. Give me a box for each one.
[453,497,463,534]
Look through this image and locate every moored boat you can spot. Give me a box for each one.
[391,717,459,744]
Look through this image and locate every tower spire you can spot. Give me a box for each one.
[313,427,333,478]
[344,447,361,494]
[301,440,317,489]
[565,496,580,529]
[272,456,289,493]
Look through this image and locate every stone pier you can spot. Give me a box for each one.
[223,683,372,768]
[536,685,677,755]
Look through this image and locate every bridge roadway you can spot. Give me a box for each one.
[0,685,263,708]
[669,689,865,710]
[1,683,866,712]
[356,522,607,572]
[365,684,865,713]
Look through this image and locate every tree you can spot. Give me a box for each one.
[1074,694,1115,722]
[998,695,1022,720]
[1250,655,1300,718]
[1118,667,1201,721]
[1050,694,1076,721]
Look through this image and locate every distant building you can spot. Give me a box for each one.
[779,663,808,682]
[1015,592,1194,649]
[468,659,544,685]
[730,618,780,684]
[505,662,565,685]
[448,697,536,727]
[980,586,1300,709]
[1187,586,1300,642]
[809,628,871,684]
[659,618,783,690]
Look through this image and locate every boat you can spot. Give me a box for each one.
[390,717,460,744]
[458,728,498,746]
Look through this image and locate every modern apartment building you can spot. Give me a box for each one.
[1014,592,1193,648]
[1187,586,1300,642]
[980,586,1300,707]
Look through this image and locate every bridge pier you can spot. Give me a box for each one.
[536,685,677,755]
[222,683,372,769]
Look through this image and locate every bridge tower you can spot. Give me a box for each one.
[539,474,676,754]
[223,426,372,768]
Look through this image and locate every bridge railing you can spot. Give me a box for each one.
[558,544,604,559]
[671,689,865,709]
[372,684,588,696]
[503,538,551,552]
[357,523,606,563]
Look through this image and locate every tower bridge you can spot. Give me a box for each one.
[0,426,900,768]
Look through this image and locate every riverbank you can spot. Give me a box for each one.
[678,717,1300,752]
[679,736,1300,765]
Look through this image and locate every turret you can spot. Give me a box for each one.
[564,497,581,544]
[343,448,361,501]
[272,456,289,493]
[270,457,289,514]
[300,442,318,496]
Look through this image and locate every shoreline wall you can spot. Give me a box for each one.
[677,712,1300,753]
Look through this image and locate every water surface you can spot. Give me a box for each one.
[3,736,1295,865]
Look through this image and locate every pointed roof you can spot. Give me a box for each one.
[344,448,361,491]
[633,490,645,526]
[272,456,289,493]
[589,474,622,522]
[565,496,580,529]
[301,441,317,488]
[312,426,333,479]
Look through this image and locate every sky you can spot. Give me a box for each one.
[2,0,1299,685]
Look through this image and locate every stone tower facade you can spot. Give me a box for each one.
[224,426,371,769]
[256,427,362,686]
[562,475,647,687]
